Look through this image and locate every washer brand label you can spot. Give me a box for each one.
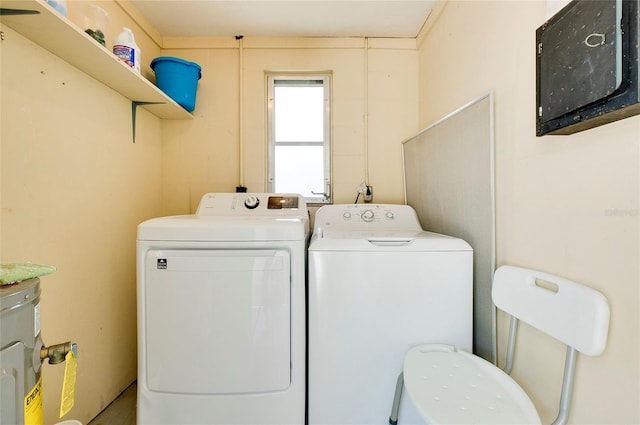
[157,259,167,269]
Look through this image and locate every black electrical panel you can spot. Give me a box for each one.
[536,0,639,136]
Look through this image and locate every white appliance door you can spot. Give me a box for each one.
[308,248,472,425]
[144,249,291,394]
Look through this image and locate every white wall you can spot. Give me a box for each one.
[418,1,639,423]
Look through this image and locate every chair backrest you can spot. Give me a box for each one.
[492,265,610,356]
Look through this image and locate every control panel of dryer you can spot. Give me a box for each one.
[196,193,304,216]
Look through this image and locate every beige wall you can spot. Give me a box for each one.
[418,1,639,423]
[1,1,162,423]
[3,0,637,423]
[159,37,418,214]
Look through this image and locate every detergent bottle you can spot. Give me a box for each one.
[113,28,141,73]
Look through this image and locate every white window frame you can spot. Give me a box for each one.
[267,73,331,204]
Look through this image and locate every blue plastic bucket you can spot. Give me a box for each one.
[150,57,202,112]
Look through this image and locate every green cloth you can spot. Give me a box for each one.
[0,263,56,286]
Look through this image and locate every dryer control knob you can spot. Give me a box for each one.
[385,211,395,220]
[342,211,352,220]
[361,209,375,222]
[244,195,260,209]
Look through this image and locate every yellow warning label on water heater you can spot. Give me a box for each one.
[24,375,43,425]
[59,350,77,418]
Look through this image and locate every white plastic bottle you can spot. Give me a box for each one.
[113,28,141,73]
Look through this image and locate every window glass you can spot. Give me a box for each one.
[275,86,324,142]
[274,145,324,195]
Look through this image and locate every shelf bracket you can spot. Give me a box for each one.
[132,101,164,143]
[0,8,40,15]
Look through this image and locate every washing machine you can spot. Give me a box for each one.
[308,204,473,424]
[136,193,308,425]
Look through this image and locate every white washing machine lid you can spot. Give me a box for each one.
[309,229,472,252]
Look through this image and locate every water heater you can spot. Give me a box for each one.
[0,278,76,425]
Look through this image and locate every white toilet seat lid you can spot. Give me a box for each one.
[403,344,541,424]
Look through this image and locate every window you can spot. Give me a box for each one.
[267,74,331,204]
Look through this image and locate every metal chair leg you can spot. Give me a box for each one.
[389,373,404,425]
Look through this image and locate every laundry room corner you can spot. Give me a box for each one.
[417,1,639,423]
[1,0,164,422]
[158,36,418,211]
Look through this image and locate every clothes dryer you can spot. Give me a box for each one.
[136,193,308,425]
[308,204,472,424]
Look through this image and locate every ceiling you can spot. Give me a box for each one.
[127,1,436,39]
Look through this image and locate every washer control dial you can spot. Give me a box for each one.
[244,195,260,209]
[361,209,375,222]
[342,211,352,220]
[385,211,395,220]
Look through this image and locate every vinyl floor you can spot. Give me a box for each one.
[87,382,136,425]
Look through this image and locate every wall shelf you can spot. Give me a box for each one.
[0,0,193,121]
